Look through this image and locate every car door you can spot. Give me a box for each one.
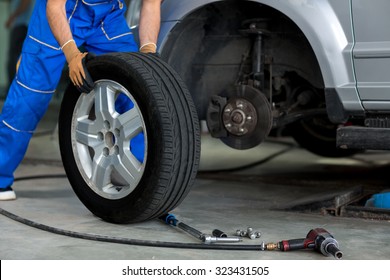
[352,0,390,111]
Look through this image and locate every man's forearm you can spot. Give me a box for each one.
[139,0,161,50]
[46,0,73,48]
[46,0,86,87]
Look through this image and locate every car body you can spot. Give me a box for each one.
[127,0,390,154]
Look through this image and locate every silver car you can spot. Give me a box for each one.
[129,0,390,155]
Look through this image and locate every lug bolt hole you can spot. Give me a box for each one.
[103,120,110,130]
[103,147,109,157]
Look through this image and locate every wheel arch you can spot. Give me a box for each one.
[160,0,355,89]
[158,0,363,121]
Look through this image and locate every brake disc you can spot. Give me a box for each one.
[220,85,272,149]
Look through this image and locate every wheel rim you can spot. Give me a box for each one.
[71,80,147,200]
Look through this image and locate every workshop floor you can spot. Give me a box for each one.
[1,99,390,260]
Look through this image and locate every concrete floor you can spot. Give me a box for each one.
[1,100,390,260]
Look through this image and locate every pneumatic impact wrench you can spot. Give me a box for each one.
[263,228,343,259]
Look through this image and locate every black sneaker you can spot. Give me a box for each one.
[0,186,16,200]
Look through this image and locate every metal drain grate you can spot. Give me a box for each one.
[275,186,390,220]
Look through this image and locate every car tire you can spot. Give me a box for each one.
[58,52,200,223]
[289,116,357,158]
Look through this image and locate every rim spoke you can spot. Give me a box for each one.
[91,155,112,191]
[75,118,101,148]
[114,154,142,188]
[94,83,116,122]
[117,108,144,139]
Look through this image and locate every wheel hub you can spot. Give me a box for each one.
[220,85,273,150]
[100,124,119,156]
[223,98,258,136]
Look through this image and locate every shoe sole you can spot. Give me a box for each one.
[0,191,16,201]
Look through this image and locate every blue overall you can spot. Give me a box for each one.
[0,0,139,188]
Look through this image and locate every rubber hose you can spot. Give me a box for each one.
[0,174,265,251]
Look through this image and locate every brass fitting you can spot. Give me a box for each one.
[265,242,279,251]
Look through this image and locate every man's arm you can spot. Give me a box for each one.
[139,0,162,53]
[46,0,73,48]
[46,0,89,89]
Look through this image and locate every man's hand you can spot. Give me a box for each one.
[78,54,95,93]
[140,42,157,53]
[62,40,94,93]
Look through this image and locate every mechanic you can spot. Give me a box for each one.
[0,0,162,200]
